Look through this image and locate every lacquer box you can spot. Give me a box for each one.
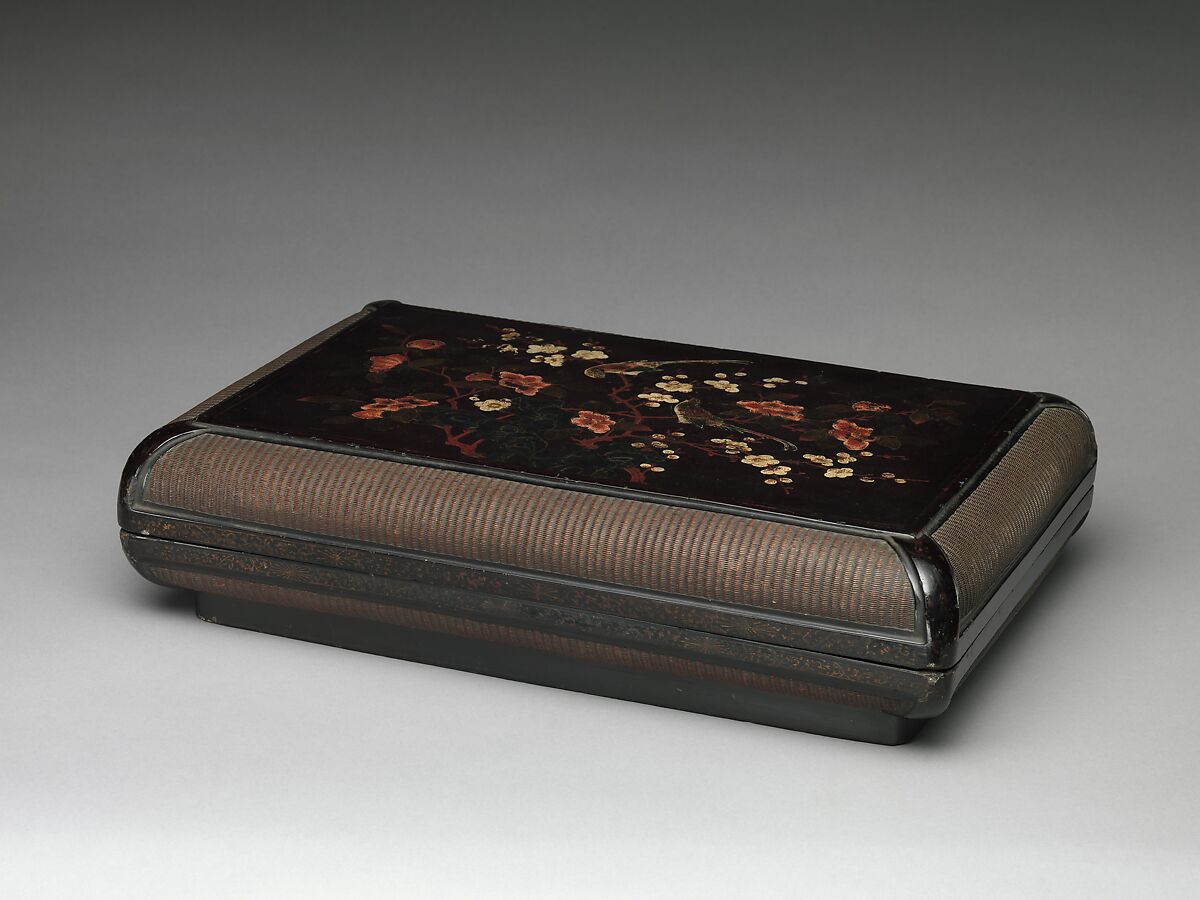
[120,301,1096,744]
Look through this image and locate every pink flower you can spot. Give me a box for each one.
[352,396,438,419]
[499,371,550,397]
[368,354,406,375]
[852,400,891,412]
[406,338,444,350]
[571,410,616,434]
[831,418,874,451]
[736,400,805,421]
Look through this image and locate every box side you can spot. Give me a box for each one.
[121,428,936,663]
[121,531,947,743]
[929,401,1097,636]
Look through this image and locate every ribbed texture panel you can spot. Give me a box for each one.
[934,407,1095,628]
[141,434,917,628]
[150,567,897,711]
[175,308,374,421]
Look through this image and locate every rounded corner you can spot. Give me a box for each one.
[362,299,403,313]
[1033,390,1095,428]
[118,421,209,527]
[1031,392,1098,468]
[897,536,961,669]
[1032,390,1081,410]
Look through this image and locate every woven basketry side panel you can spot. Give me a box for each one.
[141,434,917,629]
[175,308,374,421]
[934,407,1095,628]
[148,566,900,711]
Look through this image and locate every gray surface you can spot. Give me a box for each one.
[3,2,1198,896]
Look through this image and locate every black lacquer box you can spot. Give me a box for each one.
[120,301,1096,743]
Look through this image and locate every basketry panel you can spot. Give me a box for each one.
[139,433,919,630]
[933,406,1095,628]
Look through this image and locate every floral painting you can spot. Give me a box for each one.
[208,303,1034,532]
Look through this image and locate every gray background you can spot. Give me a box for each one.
[3,2,1198,896]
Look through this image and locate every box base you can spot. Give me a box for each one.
[196,592,925,745]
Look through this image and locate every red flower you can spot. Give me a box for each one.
[352,395,438,419]
[406,339,444,350]
[465,372,494,382]
[831,418,874,451]
[736,400,805,421]
[499,371,550,396]
[852,400,891,413]
[368,353,406,375]
[571,410,616,434]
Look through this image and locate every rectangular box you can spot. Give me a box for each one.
[120,300,1096,743]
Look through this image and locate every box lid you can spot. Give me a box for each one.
[120,301,1096,671]
[198,301,1041,535]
